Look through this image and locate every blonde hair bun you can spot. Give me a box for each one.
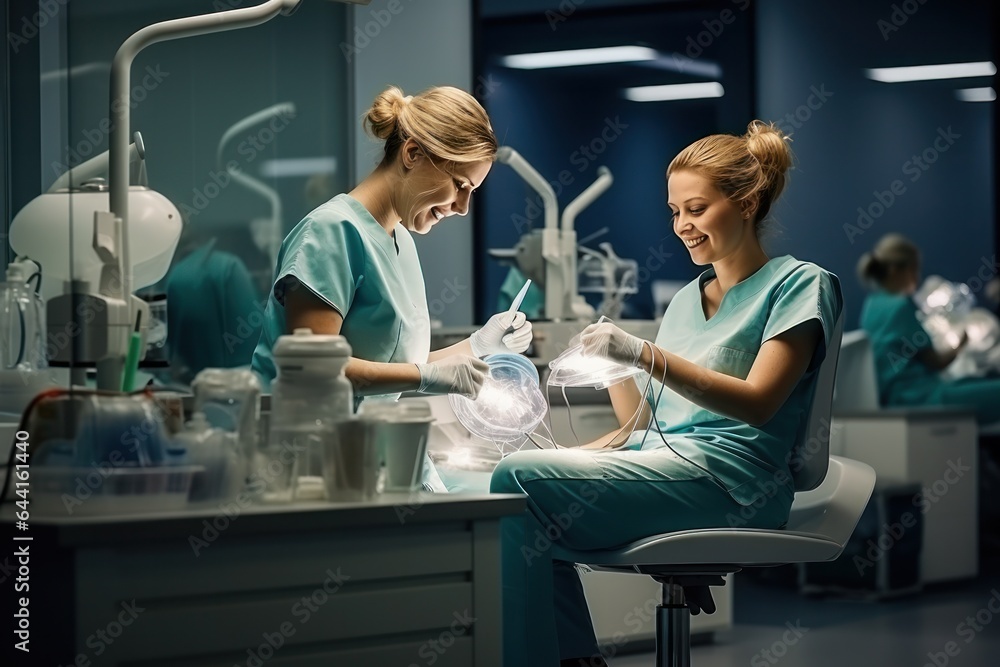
[744,120,793,177]
[364,85,408,142]
[363,85,498,167]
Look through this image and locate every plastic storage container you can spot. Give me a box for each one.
[29,394,199,517]
[267,328,353,503]
[174,412,242,504]
[358,399,434,493]
[191,368,261,480]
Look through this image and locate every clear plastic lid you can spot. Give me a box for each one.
[273,328,352,358]
[547,343,645,389]
[449,354,546,444]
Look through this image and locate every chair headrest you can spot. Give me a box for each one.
[790,311,845,492]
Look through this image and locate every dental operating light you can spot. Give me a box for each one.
[955,87,996,102]
[864,61,996,83]
[623,82,725,102]
[501,46,658,70]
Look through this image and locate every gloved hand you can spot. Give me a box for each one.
[579,321,645,368]
[415,355,490,399]
[469,311,533,357]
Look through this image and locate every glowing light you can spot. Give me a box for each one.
[548,344,645,389]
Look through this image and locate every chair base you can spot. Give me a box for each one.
[656,585,691,667]
[651,576,730,667]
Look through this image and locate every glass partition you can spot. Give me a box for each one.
[6,0,349,390]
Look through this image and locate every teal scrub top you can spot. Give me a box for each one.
[859,291,940,405]
[166,239,261,384]
[251,194,431,392]
[626,255,843,506]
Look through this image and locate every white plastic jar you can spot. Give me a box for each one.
[266,328,353,502]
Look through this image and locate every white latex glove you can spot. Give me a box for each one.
[469,311,533,357]
[415,355,490,399]
[579,322,645,367]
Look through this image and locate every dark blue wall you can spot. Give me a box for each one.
[476,2,755,320]
[757,0,994,328]
[476,0,994,327]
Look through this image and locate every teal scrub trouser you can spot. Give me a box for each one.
[932,377,1000,425]
[488,447,793,666]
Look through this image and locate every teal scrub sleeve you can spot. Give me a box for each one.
[762,265,844,372]
[889,297,932,352]
[272,216,365,318]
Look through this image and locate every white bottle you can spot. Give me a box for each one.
[268,328,353,502]
[0,257,53,416]
[175,412,241,504]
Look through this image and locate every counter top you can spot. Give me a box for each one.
[0,492,525,548]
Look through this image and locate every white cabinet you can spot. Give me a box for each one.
[830,408,979,583]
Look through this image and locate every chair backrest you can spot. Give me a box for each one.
[790,312,845,492]
[832,329,880,412]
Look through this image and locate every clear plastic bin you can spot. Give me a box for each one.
[30,465,200,517]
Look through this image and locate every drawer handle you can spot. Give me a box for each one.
[929,426,958,436]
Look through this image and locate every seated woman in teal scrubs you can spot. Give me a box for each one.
[857,233,1000,424]
[251,86,533,409]
[490,122,843,667]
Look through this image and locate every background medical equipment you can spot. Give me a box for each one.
[7,0,305,393]
[490,147,612,322]
[217,102,298,268]
[577,242,639,320]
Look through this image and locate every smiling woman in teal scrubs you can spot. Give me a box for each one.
[251,86,533,406]
[490,121,843,667]
[857,233,1000,424]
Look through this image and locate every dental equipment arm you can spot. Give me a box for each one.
[217,102,297,268]
[96,0,299,390]
[497,146,566,319]
[561,167,612,319]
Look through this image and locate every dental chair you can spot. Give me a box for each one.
[553,314,878,667]
[831,329,982,583]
